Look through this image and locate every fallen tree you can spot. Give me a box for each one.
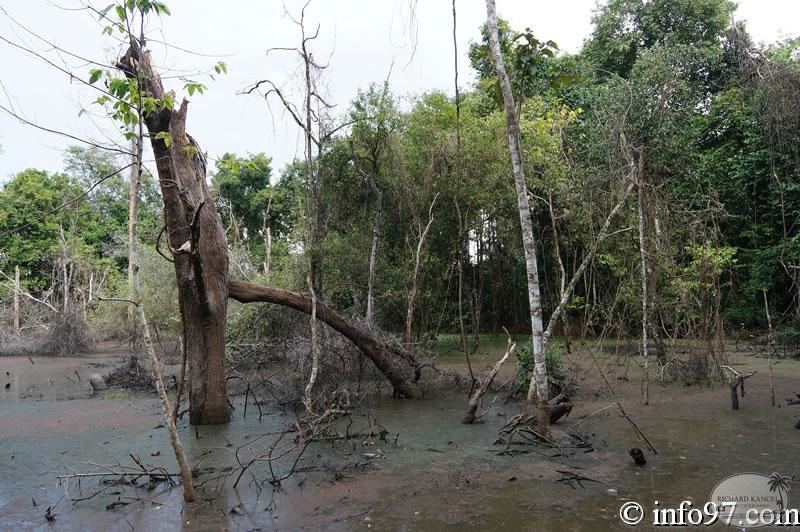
[228,281,421,398]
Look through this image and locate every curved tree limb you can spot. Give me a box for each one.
[228,280,420,398]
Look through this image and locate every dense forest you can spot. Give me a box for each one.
[1,0,799,528]
[4,0,800,370]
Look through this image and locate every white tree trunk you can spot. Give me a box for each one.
[304,273,320,413]
[405,194,437,343]
[366,191,382,325]
[128,136,141,323]
[13,265,20,331]
[638,171,650,405]
[484,0,550,432]
[263,197,272,279]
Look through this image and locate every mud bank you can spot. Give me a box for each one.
[0,351,798,530]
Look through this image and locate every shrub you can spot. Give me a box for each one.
[515,342,565,390]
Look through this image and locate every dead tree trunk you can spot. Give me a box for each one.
[136,292,195,502]
[484,0,550,434]
[118,43,230,425]
[722,365,755,410]
[463,333,514,424]
[406,194,437,344]
[228,281,420,398]
[12,265,20,331]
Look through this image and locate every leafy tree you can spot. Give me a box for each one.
[584,0,736,78]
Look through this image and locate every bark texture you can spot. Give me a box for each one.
[228,280,420,398]
[118,44,230,425]
[484,0,550,432]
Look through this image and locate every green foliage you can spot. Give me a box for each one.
[515,344,565,389]
[0,146,161,307]
[584,0,736,78]
[211,154,305,275]
[8,0,800,350]
[468,18,577,105]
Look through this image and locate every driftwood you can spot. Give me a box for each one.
[498,393,574,441]
[58,456,179,505]
[463,333,515,424]
[722,365,756,410]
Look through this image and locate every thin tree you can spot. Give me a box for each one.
[637,154,650,405]
[349,139,383,326]
[484,0,550,432]
[12,265,20,331]
[452,0,476,387]
[405,193,438,343]
[262,195,273,279]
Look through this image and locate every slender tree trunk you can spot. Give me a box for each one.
[58,225,71,314]
[350,141,383,326]
[127,136,140,326]
[454,200,474,383]
[62,262,69,313]
[118,43,230,425]
[263,197,272,279]
[303,273,320,412]
[265,226,272,276]
[135,296,195,502]
[764,290,776,407]
[12,265,20,331]
[366,187,382,325]
[452,2,476,386]
[406,195,437,343]
[638,168,650,406]
[546,192,571,350]
[484,0,550,433]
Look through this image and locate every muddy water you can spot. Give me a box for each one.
[1,352,798,530]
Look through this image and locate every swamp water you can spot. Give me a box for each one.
[1,354,798,530]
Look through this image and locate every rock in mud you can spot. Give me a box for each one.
[89,373,106,391]
[606,488,619,497]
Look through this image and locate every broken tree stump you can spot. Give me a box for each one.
[463,332,515,424]
[722,365,756,410]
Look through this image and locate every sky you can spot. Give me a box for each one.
[1,0,799,183]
